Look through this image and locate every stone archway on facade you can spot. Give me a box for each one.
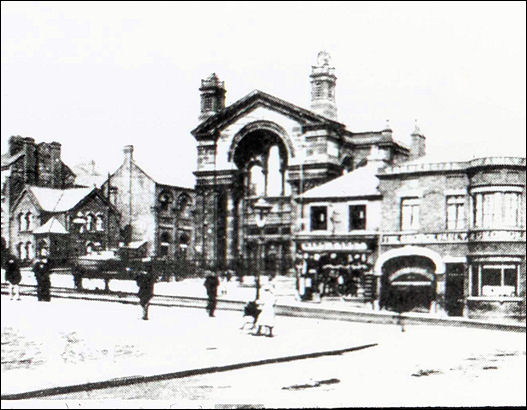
[375,246,445,313]
[228,122,294,275]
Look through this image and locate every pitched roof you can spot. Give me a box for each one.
[33,216,69,235]
[1,151,24,168]
[299,163,382,200]
[192,90,345,137]
[28,186,94,213]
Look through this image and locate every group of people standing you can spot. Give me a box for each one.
[4,250,52,302]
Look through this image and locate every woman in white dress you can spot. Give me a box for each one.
[255,285,276,337]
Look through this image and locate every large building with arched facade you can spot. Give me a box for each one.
[192,52,415,274]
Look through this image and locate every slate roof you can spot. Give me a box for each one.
[32,216,69,235]
[1,151,24,168]
[299,162,382,200]
[28,186,94,213]
[192,89,346,137]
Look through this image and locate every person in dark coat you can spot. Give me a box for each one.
[5,254,22,300]
[135,267,157,320]
[204,271,220,317]
[33,252,51,302]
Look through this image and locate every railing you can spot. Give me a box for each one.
[381,229,526,245]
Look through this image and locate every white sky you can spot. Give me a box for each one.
[2,1,526,188]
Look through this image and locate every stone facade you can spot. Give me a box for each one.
[101,146,195,262]
[192,52,411,274]
[376,156,526,319]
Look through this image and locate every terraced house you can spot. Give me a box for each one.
[375,155,526,319]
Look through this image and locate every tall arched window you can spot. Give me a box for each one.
[26,242,33,260]
[267,145,283,197]
[249,164,265,197]
[18,242,26,260]
[25,212,33,231]
[18,213,25,231]
[96,214,104,231]
[86,213,96,232]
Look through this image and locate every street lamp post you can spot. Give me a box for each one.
[252,197,272,300]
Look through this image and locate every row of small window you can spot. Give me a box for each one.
[310,205,366,231]
[16,241,34,260]
[17,212,34,232]
[401,192,522,231]
[71,213,105,232]
[309,191,523,232]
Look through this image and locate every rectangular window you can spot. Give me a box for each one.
[473,191,521,228]
[310,206,327,231]
[446,195,465,230]
[478,264,518,297]
[349,205,366,230]
[401,198,420,231]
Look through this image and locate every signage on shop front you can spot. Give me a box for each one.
[301,241,369,252]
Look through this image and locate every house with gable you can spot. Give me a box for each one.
[10,185,120,265]
[100,145,195,263]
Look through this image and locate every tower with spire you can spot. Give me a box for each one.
[310,51,337,120]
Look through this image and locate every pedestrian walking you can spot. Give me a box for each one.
[33,251,51,302]
[5,254,22,300]
[204,271,219,317]
[135,265,157,320]
[254,284,276,337]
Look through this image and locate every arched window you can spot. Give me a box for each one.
[267,145,283,197]
[25,212,33,231]
[86,214,96,232]
[249,164,265,197]
[18,242,26,260]
[158,192,172,212]
[96,214,104,231]
[26,241,33,260]
[18,213,25,231]
[178,194,192,217]
[86,242,94,254]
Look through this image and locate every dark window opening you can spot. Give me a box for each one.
[349,205,366,230]
[311,206,327,231]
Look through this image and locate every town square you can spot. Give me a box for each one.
[1,2,526,408]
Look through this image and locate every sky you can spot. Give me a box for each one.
[2,1,526,188]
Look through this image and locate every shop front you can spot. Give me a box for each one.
[294,237,377,303]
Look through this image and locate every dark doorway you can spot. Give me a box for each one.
[445,264,465,316]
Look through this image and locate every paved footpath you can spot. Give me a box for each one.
[1,295,380,398]
[1,295,525,406]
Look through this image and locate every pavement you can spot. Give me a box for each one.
[3,268,526,332]
[1,294,525,407]
[1,295,380,398]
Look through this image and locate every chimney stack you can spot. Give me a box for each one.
[123,145,134,164]
[410,120,426,160]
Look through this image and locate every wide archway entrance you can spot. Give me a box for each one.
[230,126,293,276]
[376,247,445,313]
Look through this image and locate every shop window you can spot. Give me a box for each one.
[349,205,366,230]
[311,206,327,231]
[401,198,420,231]
[446,196,465,230]
[473,264,518,297]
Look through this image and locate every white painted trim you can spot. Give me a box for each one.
[443,255,467,263]
[470,186,523,194]
[374,245,446,276]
